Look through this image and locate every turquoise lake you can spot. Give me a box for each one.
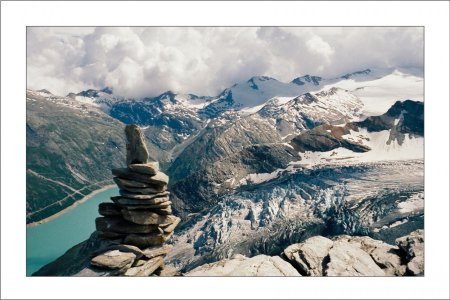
[26,187,119,276]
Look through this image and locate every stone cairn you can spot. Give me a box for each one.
[90,125,180,276]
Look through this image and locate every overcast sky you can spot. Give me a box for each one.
[27,27,423,98]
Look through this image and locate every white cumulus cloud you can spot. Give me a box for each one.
[27,27,423,98]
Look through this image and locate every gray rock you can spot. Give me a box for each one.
[73,267,117,277]
[128,162,159,175]
[160,216,181,233]
[97,231,126,240]
[155,265,180,277]
[95,217,161,234]
[124,256,164,276]
[142,244,173,259]
[124,232,173,248]
[406,257,424,275]
[94,244,144,260]
[325,240,386,276]
[151,207,173,215]
[91,250,136,270]
[111,196,170,206]
[334,235,405,276]
[121,209,178,226]
[119,185,168,195]
[123,201,172,210]
[98,202,122,217]
[186,255,301,276]
[116,190,170,200]
[132,259,147,267]
[112,168,168,186]
[396,229,424,275]
[114,176,162,189]
[283,236,333,276]
[125,124,149,165]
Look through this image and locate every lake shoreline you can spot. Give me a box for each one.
[26,184,116,228]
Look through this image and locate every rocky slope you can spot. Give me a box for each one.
[291,100,424,166]
[166,99,423,223]
[185,230,424,276]
[166,160,424,271]
[33,228,423,277]
[26,90,128,223]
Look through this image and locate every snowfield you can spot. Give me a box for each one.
[299,128,424,167]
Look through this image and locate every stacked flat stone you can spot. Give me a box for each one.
[91,125,180,276]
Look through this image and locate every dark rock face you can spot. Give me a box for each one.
[98,203,122,217]
[290,124,371,153]
[95,217,160,234]
[125,125,150,165]
[340,69,371,79]
[356,100,424,136]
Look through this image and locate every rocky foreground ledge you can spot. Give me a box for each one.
[186,229,424,277]
[34,229,423,276]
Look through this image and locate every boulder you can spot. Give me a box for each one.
[95,217,161,234]
[160,217,181,233]
[112,168,169,186]
[186,254,301,276]
[128,162,159,175]
[125,125,149,165]
[155,265,180,277]
[122,201,172,210]
[132,259,147,267]
[283,236,333,276]
[396,229,424,275]
[91,250,136,270]
[114,177,163,189]
[325,240,386,276]
[124,232,173,248]
[117,190,170,200]
[92,244,144,260]
[119,185,168,195]
[142,244,173,259]
[121,209,178,226]
[97,231,125,240]
[151,207,173,215]
[114,177,166,193]
[111,195,170,206]
[334,235,405,276]
[98,202,122,217]
[124,256,164,276]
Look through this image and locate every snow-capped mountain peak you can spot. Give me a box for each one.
[340,68,372,79]
[252,87,364,140]
[291,75,322,86]
[200,74,325,117]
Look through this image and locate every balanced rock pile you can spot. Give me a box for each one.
[91,125,180,276]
